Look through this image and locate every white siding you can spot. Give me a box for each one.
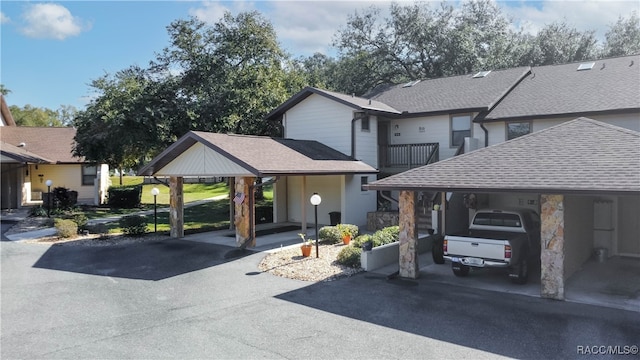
[354,115,378,167]
[486,113,640,146]
[285,94,354,155]
[156,142,253,177]
[286,175,342,225]
[343,174,377,227]
[388,113,480,161]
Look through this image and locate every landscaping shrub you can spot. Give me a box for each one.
[352,234,373,248]
[119,215,148,236]
[54,218,77,238]
[87,223,110,238]
[108,185,142,208]
[336,245,362,268]
[52,187,78,209]
[69,213,88,231]
[29,206,47,217]
[371,225,400,247]
[318,226,341,244]
[337,223,359,238]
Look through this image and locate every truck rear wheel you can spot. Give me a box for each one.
[452,262,470,277]
[432,236,445,264]
[511,260,529,284]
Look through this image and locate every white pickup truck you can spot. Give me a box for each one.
[439,209,541,284]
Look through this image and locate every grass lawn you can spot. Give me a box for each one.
[81,177,273,234]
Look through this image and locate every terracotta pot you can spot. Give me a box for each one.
[342,235,351,245]
[301,244,312,257]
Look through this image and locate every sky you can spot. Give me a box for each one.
[1,0,639,112]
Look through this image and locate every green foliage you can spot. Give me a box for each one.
[336,223,359,238]
[336,245,362,268]
[29,206,48,217]
[318,226,341,244]
[52,187,78,210]
[8,104,64,127]
[603,12,640,57]
[352,234,373,248]
[87,223,110,237]
[119,215,148,236]
[69,213,88,231]
[54,219,78,238]
[371,226,400,247]
[108,186,142,208]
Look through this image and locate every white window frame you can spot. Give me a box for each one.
[82,165,97,186]
[450,114,472,148]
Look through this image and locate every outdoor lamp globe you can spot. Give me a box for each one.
[151,187,160,196]
[310,193,321,206]
[45,179,53,187]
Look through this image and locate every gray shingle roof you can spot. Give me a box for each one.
[368,67,531,115]
[264,86,401,121]
[138,131,378,177]
[484,55,640,120]
[366,118,640,195]
[0,127,82,163]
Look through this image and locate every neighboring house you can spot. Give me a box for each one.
[1,123,110,209]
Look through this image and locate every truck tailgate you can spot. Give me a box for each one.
[446,236,508,261]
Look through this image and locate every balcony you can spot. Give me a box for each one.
[379,143,439,174]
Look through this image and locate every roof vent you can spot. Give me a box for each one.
[577,62,595,71]
[18,142,26,147]
[402,80,420,88]
[472,70,491,78]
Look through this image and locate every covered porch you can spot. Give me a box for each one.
[138,131,377,248]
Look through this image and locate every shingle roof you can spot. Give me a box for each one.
[264,86,401,121]
[367,67,531,115]
[138,131,378,177]
[0,141,52,163]
[366,118,640,195]
[483,55,640,121]
[0,127,83,163]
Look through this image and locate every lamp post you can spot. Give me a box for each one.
[45,179,53,217]
[310,193,322,258]
[151,187,160,233]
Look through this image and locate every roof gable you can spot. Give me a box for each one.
[484,55,640,121]
[367,117,640,195]
[264,86,401,121]
[139,131,378,177]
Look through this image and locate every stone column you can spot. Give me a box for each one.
[399,190,419,279]
[169,176,184,238]
[234,176,255,248]
[540,194,565,300]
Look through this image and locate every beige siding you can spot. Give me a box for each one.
[28,164,94,203]
[156,142,253,177]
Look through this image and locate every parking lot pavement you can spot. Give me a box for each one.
[2,239,639,359]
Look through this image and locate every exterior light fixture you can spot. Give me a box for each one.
[310,193,322,258]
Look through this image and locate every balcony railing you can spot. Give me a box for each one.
[379,143,439,170]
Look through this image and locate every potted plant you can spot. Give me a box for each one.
[298,233,313,257]
[336,224,353,245]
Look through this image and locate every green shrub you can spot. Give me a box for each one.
[372,225,400,247]
[336,245,362,268]
[52,187,78,210]
[318,226,341,244]
[65,213,88,231]
[119,215,147,236]
[336,223,359,238]
[54,219,78,238]
[352,234,373,248]
[108,185,142,208]
[29,206,47,217]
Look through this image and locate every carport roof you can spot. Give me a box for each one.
[366,118,640,195]
[138,131,378,177]
[0,141,52,163]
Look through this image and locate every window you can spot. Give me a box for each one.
[360,176,368,192]
[82,165,97,186]
[361,116,370,131]
[506,121,532,140]
[451,115,471,147]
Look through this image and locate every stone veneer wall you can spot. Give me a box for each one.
[540,194,565,300]
[366,211,400,231]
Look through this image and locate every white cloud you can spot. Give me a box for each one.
[189,1,256,24]
[1,12,10,24]
[20,3,89,40]
[501,0,640,39]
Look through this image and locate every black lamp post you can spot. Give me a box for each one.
[310,193,322,258]
[45,179,52,217]
[151,187,160,233]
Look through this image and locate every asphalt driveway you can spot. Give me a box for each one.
[2,239,638,359]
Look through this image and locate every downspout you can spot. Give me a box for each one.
[351,116,357,159]
[480,122,489,148]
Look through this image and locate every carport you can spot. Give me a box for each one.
[138,131,376,248]
[366,118,640,300]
